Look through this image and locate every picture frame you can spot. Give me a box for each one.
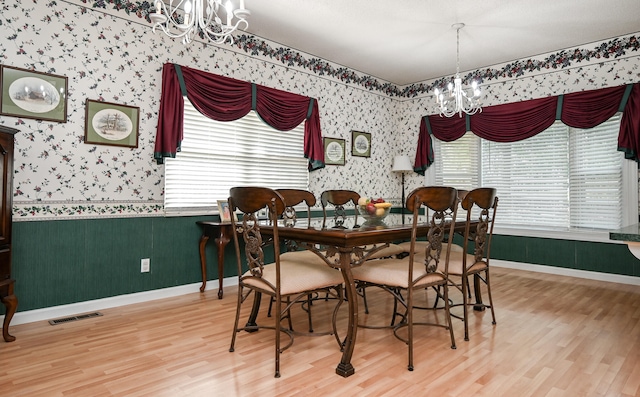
[0,65,68,123]
[84,99,139,148]
[323,137,345,166]
[217,200,237,222]
[351,130,371,158]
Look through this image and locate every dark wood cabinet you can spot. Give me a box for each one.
[0,125,17,342]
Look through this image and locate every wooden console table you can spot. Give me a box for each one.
[196,221,234,298]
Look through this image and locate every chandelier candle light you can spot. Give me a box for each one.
[150,0,250,45]
[434,23,482,117]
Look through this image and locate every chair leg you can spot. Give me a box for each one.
[485,269,497,325]
[407,287,414,371]
[306,293,314,332]
[359,285,370,314]
[229,285,244,353]
[443,282,457,350]
[331,285,345,350]
[274,293,281,378]
[267,296,274,317]
[462,273,470,341]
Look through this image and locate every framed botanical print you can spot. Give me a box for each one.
[351,130,371,158]
[0,65,68,123]
[84,99,139,148]
[323,137,345,166]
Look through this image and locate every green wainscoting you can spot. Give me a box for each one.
[7,216,239,313]
[490,234,640,276]
[4,217,640,315]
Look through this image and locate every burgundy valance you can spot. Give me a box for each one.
[154,63,325,171]
[415,82,640,175]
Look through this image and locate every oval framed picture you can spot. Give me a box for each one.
[84,99,139,148]
[0,65,68,123]
[351,130,371,157]
[323,137,345,166]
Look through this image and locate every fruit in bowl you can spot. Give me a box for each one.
[357,197,392,222]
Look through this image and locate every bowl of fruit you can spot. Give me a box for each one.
[357,197,392,223]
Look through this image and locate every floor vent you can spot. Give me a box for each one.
[49,312,103,325]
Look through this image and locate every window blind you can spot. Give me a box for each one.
[164,100,309,214]
[434,114,628,230]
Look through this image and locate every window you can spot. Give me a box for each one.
[164,100,309,214]
[434,114,636,231]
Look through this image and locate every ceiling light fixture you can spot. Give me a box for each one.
[150,0,250,45]
[434,23,482,117]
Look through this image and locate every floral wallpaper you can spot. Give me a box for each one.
[0,0,638,221]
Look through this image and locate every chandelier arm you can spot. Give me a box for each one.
[151,0,249,45]
[432,22,482,117]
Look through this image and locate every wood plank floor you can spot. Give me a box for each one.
[1,267,639,396]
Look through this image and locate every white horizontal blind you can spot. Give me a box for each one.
[434,133,480,221]
[434,132,480,191]
[164,100,308,213]
[434,115,626,230]
[482,121,570,228]
[569,114,623,229]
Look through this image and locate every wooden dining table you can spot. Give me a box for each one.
[258,214,472,377]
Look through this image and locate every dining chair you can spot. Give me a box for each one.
[273,188,339,334]
[228,187,345,378]
[321,189,405,314]
[351,186,459,371]
[320,189,362,229]
[320,189,405,260]
[446,187,498,341]
[397,188,469,254]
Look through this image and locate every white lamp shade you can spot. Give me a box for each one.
[392,155,413,173]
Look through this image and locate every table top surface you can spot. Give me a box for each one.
[258,213,464,248]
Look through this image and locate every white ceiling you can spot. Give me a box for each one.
[243,0,640,86]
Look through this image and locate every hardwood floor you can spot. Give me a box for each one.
[1,267,639,396]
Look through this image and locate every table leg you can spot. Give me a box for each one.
[245,291,261,332]
[1,281,17,342]
[198,234,210,293]
[473,274,485,311]
[335,250,357,377]
[214,227,231,299]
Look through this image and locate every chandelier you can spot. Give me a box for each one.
[150,0,250,45]
[434,23,482,117]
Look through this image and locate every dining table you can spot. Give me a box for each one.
[257,213,472,377]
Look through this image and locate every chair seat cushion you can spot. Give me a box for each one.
[351,258,447,289]
[281,243,405,265]
[445,251,488,276]
[412,251,488,275]
[398,241,463,254]
[364,243,406,259]
[241,260,344,296]
[280,249,326,265]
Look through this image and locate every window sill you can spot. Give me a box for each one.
[493,225,619,244]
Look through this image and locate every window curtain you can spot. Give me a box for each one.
[415,82,640,175]
[154,63,325,171]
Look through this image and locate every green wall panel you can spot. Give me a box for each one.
[491,234,640,276]
[9,216,240,313]
[5,218,640,315]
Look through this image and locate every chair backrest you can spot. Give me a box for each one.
[461,187,498,264]
[320,189,361,228]
[228,186,286,279]
[405,186,459,274]
[275,189,317,226]
[275,189,316,253]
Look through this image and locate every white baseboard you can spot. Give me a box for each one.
[1,277,239,327]
[3,262,639,328]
